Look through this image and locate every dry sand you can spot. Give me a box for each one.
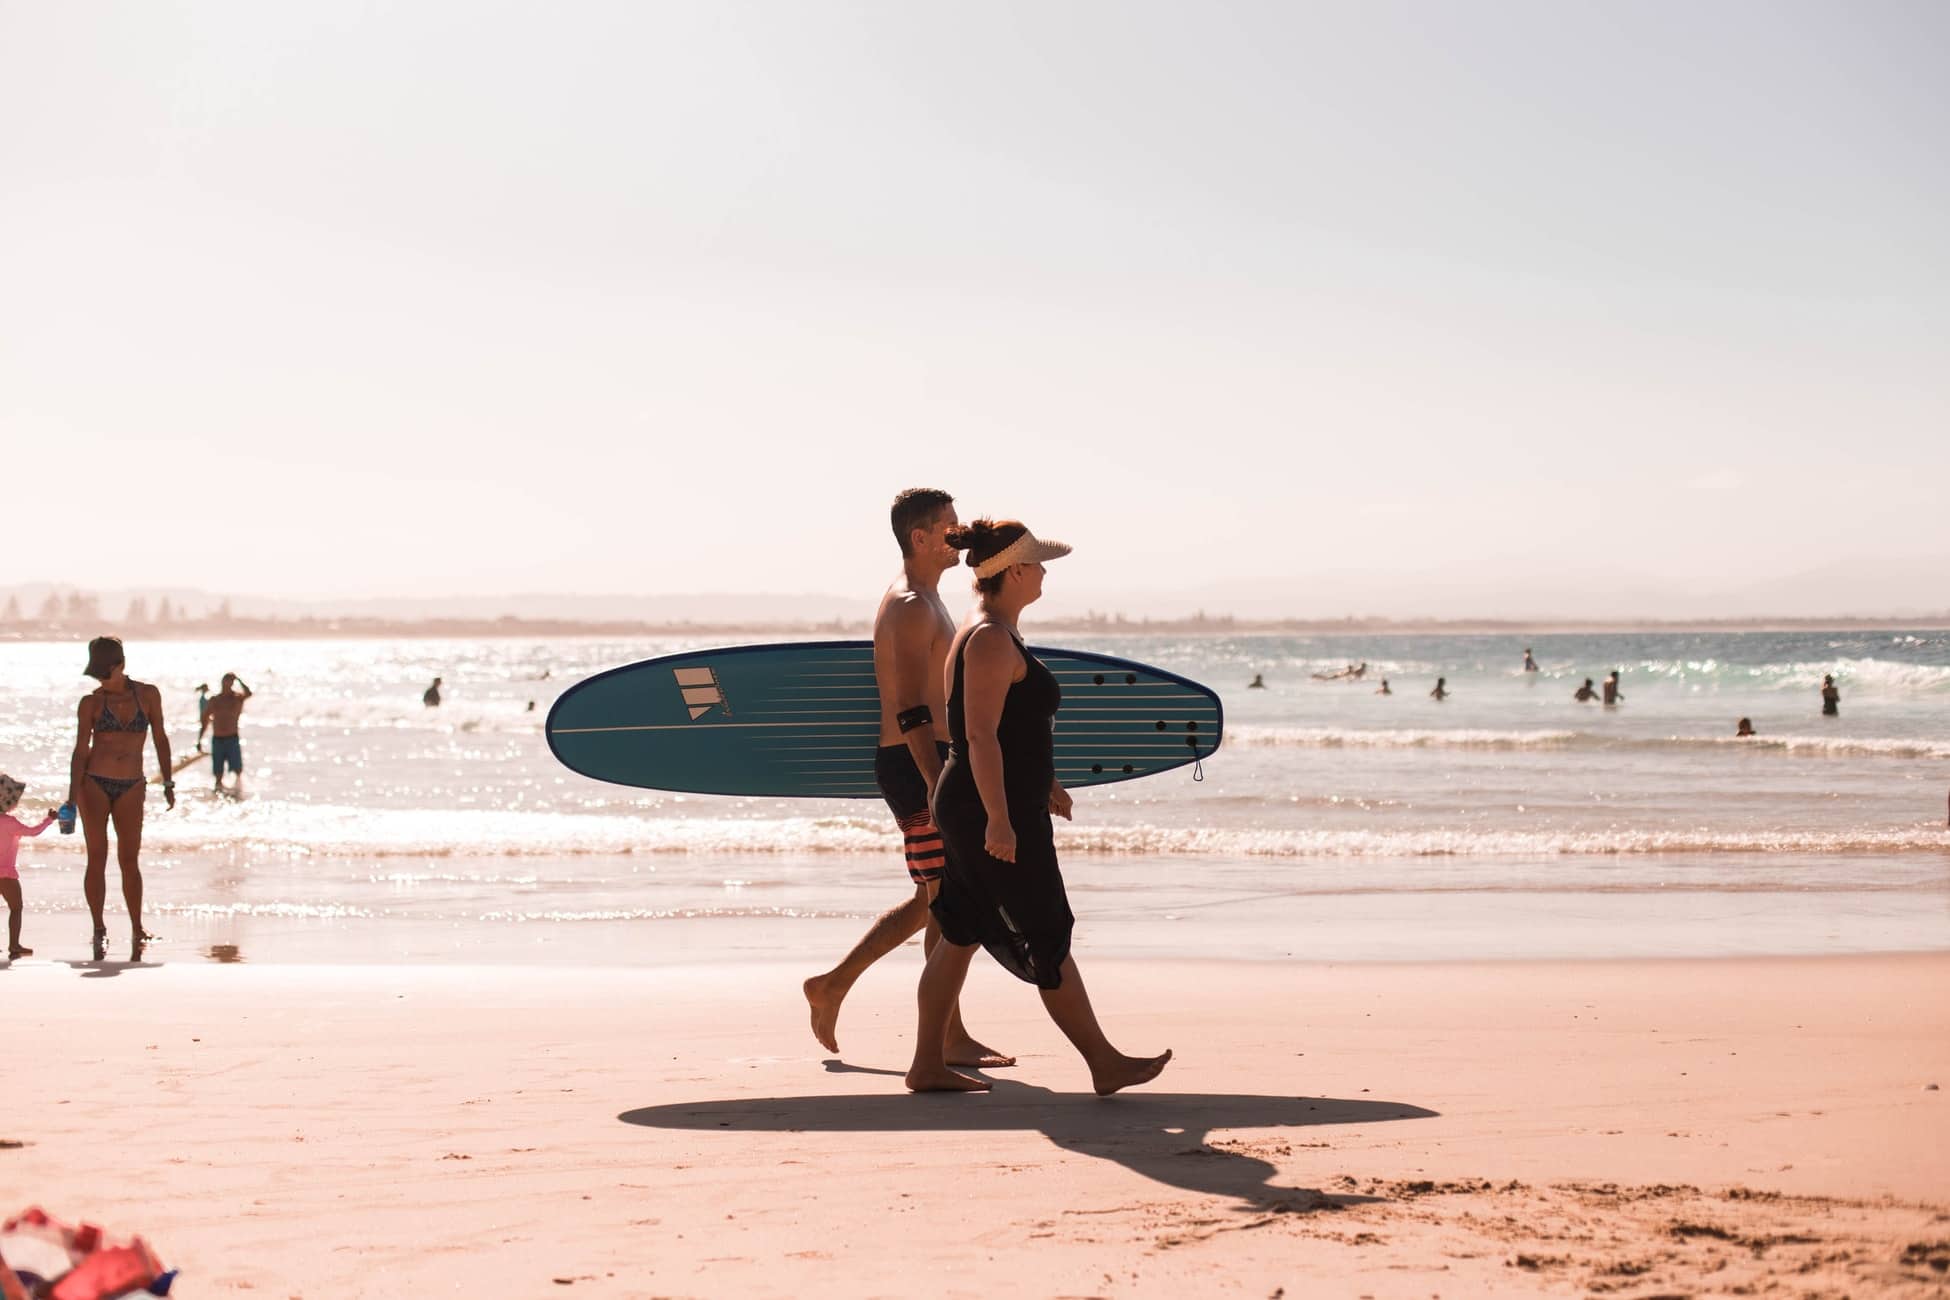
[3,952,1947,1297]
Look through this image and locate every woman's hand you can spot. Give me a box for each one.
[163,782,176,811]
[1049,782,1073,821]
[985,820,1018,863]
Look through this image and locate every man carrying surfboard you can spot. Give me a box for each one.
[802,488,1012,1067]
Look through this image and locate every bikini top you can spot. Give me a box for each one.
[93,681,150,734]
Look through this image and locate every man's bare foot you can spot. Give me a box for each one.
[1091,1048,1173,1096]
[904,1065,992,1093]
[7,945,31,959]
[945,1036,1016,1068]
[802,974,845,1053]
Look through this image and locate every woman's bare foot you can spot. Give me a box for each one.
[7,945,31,959]
[904,1065,992,1093]
[1091,1048,1173,1096]
[945,1036,1016,1068]
[802,974,845,1053]
[91,927,107,961]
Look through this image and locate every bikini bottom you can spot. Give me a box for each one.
[87,774,144,808]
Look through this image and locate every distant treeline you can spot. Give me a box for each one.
[5,608,1948,642]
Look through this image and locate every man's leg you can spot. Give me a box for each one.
[1037,956,1172,1096]
[905,936,988,1092]
[803,883,931,1053]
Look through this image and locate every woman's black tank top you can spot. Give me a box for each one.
[943,623,1061,812]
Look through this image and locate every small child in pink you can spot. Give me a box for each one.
[1,772,56,959]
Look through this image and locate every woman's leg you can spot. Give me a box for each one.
[1,879,24,954]
[108,784,147,956]
[905,936,989,1092]
[79,779,111,947]
[1038,956,1172,1096]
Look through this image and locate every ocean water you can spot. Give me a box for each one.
[1,631,1945,965]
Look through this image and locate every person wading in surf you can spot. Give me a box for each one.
[803,488,1011,1068]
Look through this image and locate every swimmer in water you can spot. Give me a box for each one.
[1376,678,1391,695]
[1574,678,1600,702]
[1429,677,1448,701]
[1736,717,1755,737]
[1247,673,1266,689]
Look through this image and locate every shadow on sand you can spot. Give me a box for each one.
[60,958,161,979]
[620,1074,1436,1209]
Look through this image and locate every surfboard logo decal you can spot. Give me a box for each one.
[672,666,730,720]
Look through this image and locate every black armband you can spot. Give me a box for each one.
[896,705,934,734]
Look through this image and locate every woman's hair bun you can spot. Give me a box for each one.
[944,518,1026,567]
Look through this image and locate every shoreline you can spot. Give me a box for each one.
[10,880,1948,969]
[6,953,1946,1295]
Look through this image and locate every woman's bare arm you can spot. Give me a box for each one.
[962,625,1025,861]
[69,697,93,806]
[145,684,175,808]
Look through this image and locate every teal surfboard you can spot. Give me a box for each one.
[546,640,1222,798]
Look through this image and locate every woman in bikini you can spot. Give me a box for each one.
[68,636,175,960]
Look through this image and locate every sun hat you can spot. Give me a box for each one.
[0,774,23,815]
[972,528,1072,579]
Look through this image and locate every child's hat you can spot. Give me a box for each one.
[0,774,23,815]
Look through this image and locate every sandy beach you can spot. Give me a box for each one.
[5,951,1946,1296]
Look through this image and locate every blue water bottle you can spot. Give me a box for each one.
[57,802,76,834]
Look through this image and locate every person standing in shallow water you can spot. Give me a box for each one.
[1602,671,1624,707]
[423,677,443,708]
[198,672,254,795]
[906,518,1170,1095]
[803,488,1009,1068]
[1820,675,1840,717]
[1522,648,1538,673]
[69,636,174,961]
[1429,677,1448,701]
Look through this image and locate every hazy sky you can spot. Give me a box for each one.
[4,2,1945,618]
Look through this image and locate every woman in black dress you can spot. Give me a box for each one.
[905,519,1171,1095]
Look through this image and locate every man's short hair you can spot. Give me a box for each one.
[891,488,954,556]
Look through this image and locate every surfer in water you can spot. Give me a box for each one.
[69,636,174,961]
[906,519,1169,1095]
[197,672,253,795]
[803,489,1010,1067]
